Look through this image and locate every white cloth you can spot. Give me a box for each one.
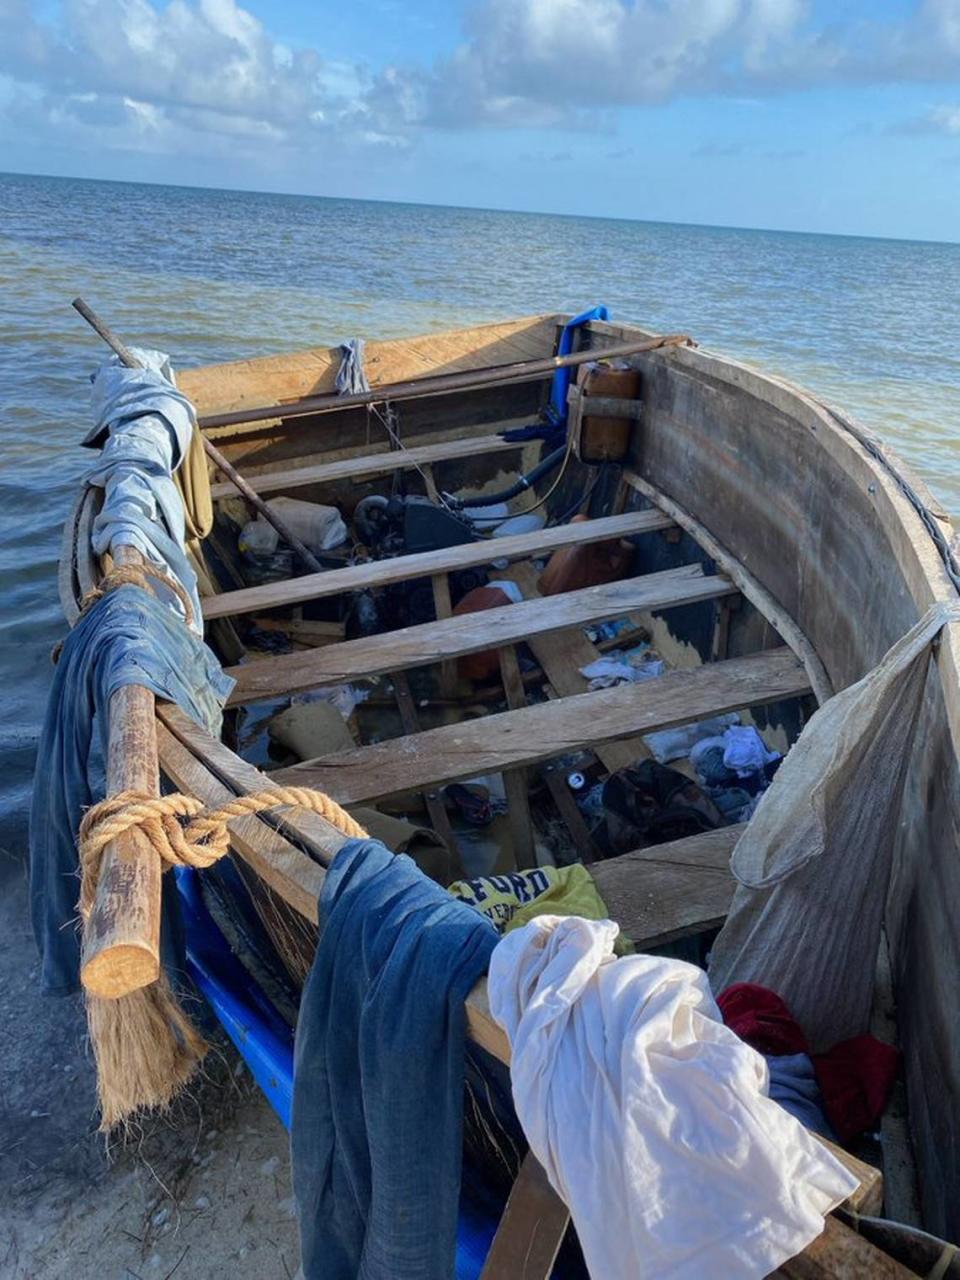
[488,916,858,1280]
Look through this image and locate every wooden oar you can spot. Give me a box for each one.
[196,333,694,430]
[71,297,325,575]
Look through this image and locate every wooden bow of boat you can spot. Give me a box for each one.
[60,310,960,1275]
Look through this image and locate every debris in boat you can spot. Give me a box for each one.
[291,836,497,1280]
[448,862,632,951]
[268,699,356,759]
[268,496,348,553]
[292,682,371,720]
[486,915,859,1280]
[579,650,664,689]
[539,513,633,595]
[601,759,723,855]
[346,806,462,884]
[644,711,740,763]
[689,725,781,821]
[718,983,899,1145]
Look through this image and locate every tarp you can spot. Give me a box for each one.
[709,601,960,1050]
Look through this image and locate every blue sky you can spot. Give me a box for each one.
[1,0,959,241]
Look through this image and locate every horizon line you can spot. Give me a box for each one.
[1,165,958,250]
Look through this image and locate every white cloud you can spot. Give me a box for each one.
[1,0,960,170]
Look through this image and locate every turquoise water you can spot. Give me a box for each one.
[2,170,959,853]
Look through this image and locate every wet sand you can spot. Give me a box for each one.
[0,866,300,1280]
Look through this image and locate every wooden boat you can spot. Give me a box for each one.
[59,312,960,1276]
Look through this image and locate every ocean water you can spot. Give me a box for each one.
[1,170,959,857]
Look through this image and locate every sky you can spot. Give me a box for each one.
[1,0,959,241]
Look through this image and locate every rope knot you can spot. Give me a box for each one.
[78,785,367,919]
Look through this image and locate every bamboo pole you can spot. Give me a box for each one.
[71,298,325,575]
[196,333,694,430]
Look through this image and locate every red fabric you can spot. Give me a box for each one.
[813,1036,900,1146]
[718,983,899,1143]
[717,983,809,1056]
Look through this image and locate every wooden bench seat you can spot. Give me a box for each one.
[271,647,810,805]
[201,509,674,619]
[210,433,522,500]
[225,564,737,705]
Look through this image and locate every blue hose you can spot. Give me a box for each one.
[549,305,610,424]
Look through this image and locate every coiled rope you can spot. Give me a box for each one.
[78,785,367,918]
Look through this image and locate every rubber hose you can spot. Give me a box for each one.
[459,445,566,508]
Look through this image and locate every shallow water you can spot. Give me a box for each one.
[1,170,958,853]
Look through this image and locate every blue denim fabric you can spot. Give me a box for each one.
[292,837,498,1280]
[29,585,233,996]
[767,1053,837,1140]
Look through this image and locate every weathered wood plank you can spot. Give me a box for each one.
[209,433,520,500]
[498,645,537,867]
[591,824,744,948]
[226,564,733,705]
[479,1152,570,1280]
[179,314,563,421]
[202,509,675,620]
[156,718,325,922]
[505,561,651,774]
[391,671,461,859]
[273,648,810,805]
[157,704,351,868]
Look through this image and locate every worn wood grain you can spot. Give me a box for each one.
[209,433,520,500]
[590,824,743,947]
[273,648,809,805]
[505,561,653,774]
[497,644,536,867]
[479,1153,570,1280]
[202,509,674,620]
[226,564,733,705]
[179,314,563,420]
[80,546,163,998]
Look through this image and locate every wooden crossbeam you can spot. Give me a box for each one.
[590,823,743,948]
[272,647,810,805]
[202,509,674,620]
[226,564,737,705]
[209,434,522,500]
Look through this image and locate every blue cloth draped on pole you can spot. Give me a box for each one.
[292,837,499,1280]
[29,586,234,997]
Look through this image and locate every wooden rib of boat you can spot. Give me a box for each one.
[60,312,960,1276]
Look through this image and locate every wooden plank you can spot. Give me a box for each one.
[209,434,520,500]
[776,1215,915,1278]
[590,824,743,947]
[542,767,603,864]
[479,1153,569,1280]
[498,645,537,868]
[432,572,458,697]
[273,647,810,805]
[505,561,651,774]
[391,671,461,859]
[622,469,833,704]
[157,704,352,869]
[202,509,675,620]
[226,564,733,705]
[80,546,162,1000]
[156,718,325,922]
[179,314,563,421]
